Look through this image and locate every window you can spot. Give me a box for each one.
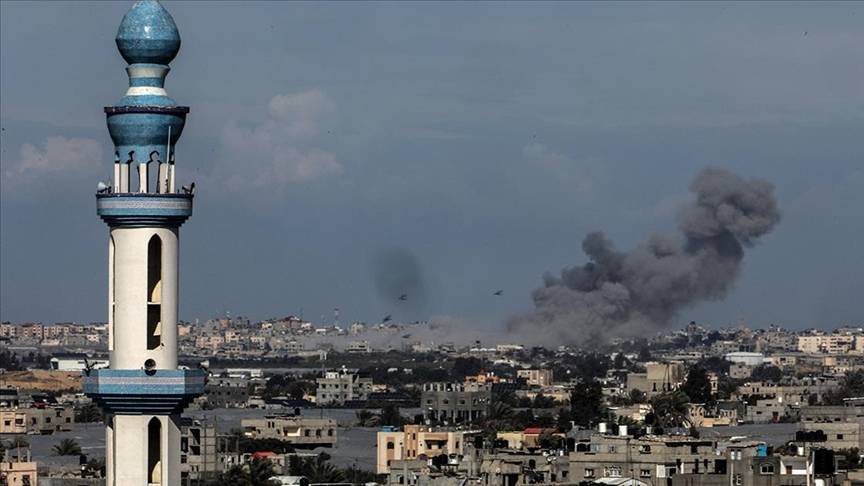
[639,445,651,453]
[733,474,743,485]
[640,469,651,478]
[584,469,595,478]
[760,464,774,475]
[604,466,621,478]
[387,442,395,450]
[837,434,844,440]
[608,445,617,453]
[147,235,163,351]
[148,418,163,485]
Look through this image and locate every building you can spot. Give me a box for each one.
[798,404,864,450]
[0,448,37,486]
[204,377,249,408]
[569,433,720,486]
[316,368,373,405]
[81,2,206,485]
[671,443,808,486]
[0,407,74,435]
[346,341,371,353]
[421,383,491,424]
[50,354,109,372]
[180,418,241,485]
[626,362,685,397]
[241,416,337,448]
[376,424,483,474]
[517,369,553,387]
[798,334,861,354]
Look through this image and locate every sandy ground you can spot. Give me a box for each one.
[0,370,81,392]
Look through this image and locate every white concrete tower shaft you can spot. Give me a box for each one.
[84,2,204,486]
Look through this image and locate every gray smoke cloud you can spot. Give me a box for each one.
[369,247,430,315]
[508,167,781,345]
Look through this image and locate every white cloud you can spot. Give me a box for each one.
[520,142,600,195]
[5,136,101,177]
[522,142,570,171]
[222,89,342,187]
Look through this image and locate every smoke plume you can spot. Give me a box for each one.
[370,247,430,315]
[508,167,781,345]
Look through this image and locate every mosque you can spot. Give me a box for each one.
[83,1,205,484]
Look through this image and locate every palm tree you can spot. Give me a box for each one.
[248,458,279,485]
[52,438,82,456]
[649,390,692,428]
[217,459,277,486]
[355,409,381,427]
[305,457,345,483]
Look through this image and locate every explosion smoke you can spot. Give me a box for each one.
[370,247,430,314]
[509,167,781,345]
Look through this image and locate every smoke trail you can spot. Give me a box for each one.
[508,167,781,345]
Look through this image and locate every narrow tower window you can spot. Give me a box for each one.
[147,235,162,350]
[148,417,163,485]
[109,236,115,351]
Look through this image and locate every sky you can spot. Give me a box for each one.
[1,1,862,335]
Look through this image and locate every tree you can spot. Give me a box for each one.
[680,367,712,404]
[52,438,82,456]
[451,357,485,380]
[637,345,652,363]
[218,458,278,486]
[74,402,104,423]
[355,409,381,427]
[697,356,730,375]
[750,364,783,383]
[824,370,864,405]
[379,404,407,427]
[629,389,648,404]
[556,408,573,432]
[290,454,345,483]
[647,390,691,428]
[569,380,607,428]
[531,393,557,408]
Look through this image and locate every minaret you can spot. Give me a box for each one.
[84,1,204,485]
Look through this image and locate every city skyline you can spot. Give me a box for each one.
[2,1,862,332]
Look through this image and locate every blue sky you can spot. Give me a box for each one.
[1,1,862,332]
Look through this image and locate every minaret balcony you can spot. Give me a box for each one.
[83,368,206,415]
[97,192,192,228]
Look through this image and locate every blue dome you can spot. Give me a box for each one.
[116,0,180,65]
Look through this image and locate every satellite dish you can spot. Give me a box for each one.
[96,181,111,193]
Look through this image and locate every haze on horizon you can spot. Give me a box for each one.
[1,1,862,333]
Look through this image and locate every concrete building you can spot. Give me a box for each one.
[422,383,492,424]
[798,334,861,354]
[799,404,864,450]
[724,352,765,367]
[626,362,685,397]
[315,368,373,405]
[204,377,249,408]
[516,369,553,387]
[377,424,483,474]
[81,2,206,485]
[241,416,337,448]
[0,407,74,435]
[49,354,109,372]
[180,418,241,485]
[671,445,808,486]
[569,434,719,486]
[0,448,37,486]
